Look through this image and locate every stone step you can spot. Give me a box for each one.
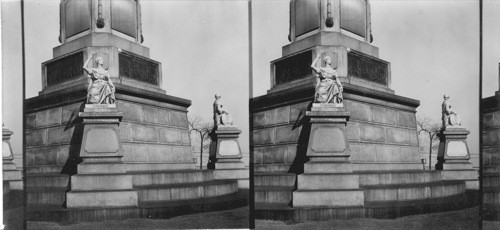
[3,170,23,181]
[135,180,238,202]
[255,202,293,211]
[67,190,138,208]
[71,174,133,191]
[26,173,69,189]
[362,181,465,202]
[358,170,442,186]
[254,163,291,173]
[293,189,365,207]
[254,173,296,187]
[130,170,214,186]
[484,174,500,187]
[353,163,422,171]
[440,170,478,181]
[304,162,353,173]
[26,165,64,174]
[255,186,294,204]
[26,187,67,206]
[7,180,23,190]
[213,168,249,180]
[297,173,359,190]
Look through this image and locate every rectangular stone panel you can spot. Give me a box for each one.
[157,109,170,125]
[346,123,360,140]
[290,102,309,122]
[169,111,188,128]
[119,52,159,86]
[254,147,264,164]
[111,0,138,38]
[47,126,74,145]
[262,146,287,164]
[253,112,266,128]
[347,51,388,86]
[26,129,47,147]
[26,113,37,129]
[34,146,58,165]
[398,111,416,127]
[62,103,82,124]
[294,0,320,37]
[285,145,298,163]
[274,50,313,85]
[385,109,398,125]
[122,144,149,162]
[387,128,411,145]
[132,125,158,142]
[56,145,70,165]
[340,0,367,37]
[119,122,133,141]
[275,125,301,144]
[253,128,275,146]
[359,125,386,142]
[372,106,386,123]
[118,101,143,122]
[172,146,192,163]
[276,107,291,124]
[46,51,84,86]
[376,145,400,163]
[143,106,158,123]
[65,0,91,38]
[345,100,371,122]
[483,129,500,147]
[158,128,182,144]
[350,143,376,162]
[148,145,172,162]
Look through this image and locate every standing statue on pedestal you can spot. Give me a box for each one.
[83,55,116,104]
[213,94,233,127]
[311,55,343,106]
[441,94,461,129]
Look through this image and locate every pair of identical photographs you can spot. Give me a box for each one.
[2,0,497,229]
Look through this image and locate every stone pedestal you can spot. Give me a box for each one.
[293,105,364,207]
[208,126,248,189]
[66,105,138,208]
[2,127,23,190]
[435,127,478,190]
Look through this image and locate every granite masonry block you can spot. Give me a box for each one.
[147,145,170,162]
[119,122,133,141]
[159,128,182,144]
[376,145,401,163]
[290,102,310,122]
[372,106,386,123]
[254,147,264,164]
[387,128,411,145]
[350,144,376,162]
[483,130,500,147]
[25,148,36,166]
[62,103,82,124]
[273,146,288,164]
[253,128,275,146]
[26,129,47,147]
[26,113,37,129]
[398,111,416,127]
[285,145,298,163]
[172,146,192,163]
[157,109,170,125]
[47,126,74,145]
[170,111,188,127]
[346,123,360,140]
[346,100,372,122]
[143,106,158,124]
[34,146,58,165]
[275,125,301,144]
[36,108,62,127]
[253,112,266,128]
[386,109,399,125]
[56,145,70,164]
[180,130,190,145]
[409,130,419,146]
[276,106,291,124]
[132,125,158,142]
[265,109,278,126]
[122,144,149,162]
[359,125,386,142]
[483,113,495,129]
[118,101,143,122]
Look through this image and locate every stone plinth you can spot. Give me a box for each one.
[208,126,248,189]
[3,127,23,190]
[435,127,478,190]
[293,105,364,207]
[66,105,138,208]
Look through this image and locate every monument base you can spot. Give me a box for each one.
[3,161,23,190]
[66,106,138,208]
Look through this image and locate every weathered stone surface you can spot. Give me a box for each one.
[157,109,170,125]
[143,106,158,123]
[26,113,37,129]
[398,111,416,127]
[275,125,301,144]
[25,148,36,166]
[147,145,171,162]
[346,123,360,140]
[254,147,264,164]
[264,109,278,126]
[118,101,143,122]
[372,106,386,123]
[350,144,376,162]
[290,102,309,122]
[119,122,133,141]
[483,129,500,147]
[387,128,410,145]
[376,145,400,162]
[386,109,398,125]
[62,103,82,124]
[56,145,70,164]
[359,125,385,142]
[409,130,418,146]
[122,144,149,162]
[158,128,182,144]
[253,128,275,146]
[253,112,266,128]
[172,146,192,163]
[47,126,74,145]
[262,146,287,164]
[346,101,371,122]
[180,130,190,145]
[34,147,58,165]
[170,111,188,127]
[276,107,290,124]
[285,145,297,163]
[26,129,47,147]
[37,108,62,127]
[132,125,158,142]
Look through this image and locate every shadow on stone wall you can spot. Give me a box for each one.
[60,103,85,176]
[288,102,312,174]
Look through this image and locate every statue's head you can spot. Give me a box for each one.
[323,56,332,65]
[95,56,104,66]
[443,94,450,100]
[215,93,221,99]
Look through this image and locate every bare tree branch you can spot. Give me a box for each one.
[416,115,441,170]
[188,115,214,169]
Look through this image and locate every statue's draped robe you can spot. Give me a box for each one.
[314,67,343,104]
[87,68,115,104]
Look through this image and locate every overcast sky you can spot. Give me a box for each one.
[483,0,500,97]
[252,0,480,154]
